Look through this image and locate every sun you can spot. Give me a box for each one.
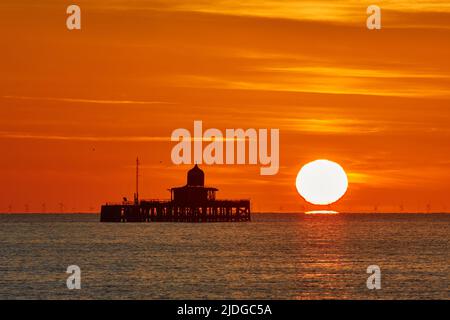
[296,159,348,205]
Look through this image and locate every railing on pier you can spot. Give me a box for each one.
[100,198,251,223]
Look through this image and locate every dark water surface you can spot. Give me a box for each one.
[0,213,448,299]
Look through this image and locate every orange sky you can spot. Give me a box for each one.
[1,1,449,213]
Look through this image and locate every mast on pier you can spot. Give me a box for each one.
[134,157,139,205]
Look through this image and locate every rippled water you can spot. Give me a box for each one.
[0,213,448,299]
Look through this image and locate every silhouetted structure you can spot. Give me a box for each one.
[100,164,251,222]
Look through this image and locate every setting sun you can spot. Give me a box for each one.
[296,160,348,205]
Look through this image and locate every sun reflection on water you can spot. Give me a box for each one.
[305,210,339,215]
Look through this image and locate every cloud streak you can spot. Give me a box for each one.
[1,96,172,105]
[0,132,170,142]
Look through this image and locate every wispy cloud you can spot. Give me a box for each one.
[170,74,450,98]
[1,96,172,105]
[153,0,450,26]
[24,0,450,27]
[281,118,382,134]
[0,132,253,142]
[0,132,170,142]
[261,66,450,80]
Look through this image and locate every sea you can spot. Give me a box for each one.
[0,213,448,300]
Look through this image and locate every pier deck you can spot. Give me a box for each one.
[100,199,251,222]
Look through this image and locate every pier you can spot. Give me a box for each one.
[100,163,251,222]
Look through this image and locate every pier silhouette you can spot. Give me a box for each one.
[100,162,251,222]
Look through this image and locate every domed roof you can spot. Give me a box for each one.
[187,164,204,186]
